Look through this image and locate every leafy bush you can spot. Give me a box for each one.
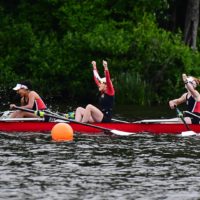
[121,14,200,104]
[1,1,200,106]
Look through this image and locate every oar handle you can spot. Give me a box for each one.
[175,107,183,118]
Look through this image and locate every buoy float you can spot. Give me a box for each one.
[51,123,74,141]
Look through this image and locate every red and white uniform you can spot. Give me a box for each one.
[93,68,115,122]
[93,68,115,96]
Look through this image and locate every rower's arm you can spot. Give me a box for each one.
[21,91,35,109]
[185,82,199,99]
[103,60,115,96]
[182,73,200,101]
[169,93,187,109]
[92,61,101,86]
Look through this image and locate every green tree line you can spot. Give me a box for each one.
[0,0,200,106]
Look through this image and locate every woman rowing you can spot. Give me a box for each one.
[10,81,47,118]
[75,60,115,123]
[169,73,200,124]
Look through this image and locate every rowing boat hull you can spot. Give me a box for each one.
[0,121,199,134]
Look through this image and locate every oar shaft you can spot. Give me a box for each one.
[184,111,200,120]
[111,118,129,123]
[176,107,190,130]
[134,118,180,123]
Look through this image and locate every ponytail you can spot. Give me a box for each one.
[193,77,200,86]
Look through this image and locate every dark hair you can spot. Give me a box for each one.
[20,80,32,90]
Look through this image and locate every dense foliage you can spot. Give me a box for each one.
[0,0,200,106]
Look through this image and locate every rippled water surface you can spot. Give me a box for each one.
[1,105,200,200]
[1,133,200,200]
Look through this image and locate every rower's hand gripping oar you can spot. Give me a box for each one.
[13,106,135,136]
[175,107,190,130]
[175,107,196,136]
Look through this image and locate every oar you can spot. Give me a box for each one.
[13,106,135,136]
[175,107,196,136]
[133,118,180,123]
[111,118,129,123]
[184,111,200,120]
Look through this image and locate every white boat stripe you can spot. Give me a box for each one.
[0,118,45,122]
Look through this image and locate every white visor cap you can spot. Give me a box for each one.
[13,84,28,90]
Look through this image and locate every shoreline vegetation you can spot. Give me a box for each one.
[0,1,200,106]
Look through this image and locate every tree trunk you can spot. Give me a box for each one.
[184,0,200,50]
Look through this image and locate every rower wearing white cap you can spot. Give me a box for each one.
[75,60,115,123]
[10,81,47,118]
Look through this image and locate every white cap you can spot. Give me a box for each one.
[100,77,106,83]
[13,84,28,90]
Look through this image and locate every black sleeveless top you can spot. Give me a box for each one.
[99,93,114,122]
[185,94,200,124]
[186,94,195,112]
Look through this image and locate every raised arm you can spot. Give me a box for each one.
[182,74,200,101]
[92,61,101,86]
[103,60,115,96]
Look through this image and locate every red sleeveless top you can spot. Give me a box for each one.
[192,101,200,113]
[33,98,46,110]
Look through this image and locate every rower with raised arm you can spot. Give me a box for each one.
[75,60,115,123]
[169,74,200,124]
[10,80,47,118]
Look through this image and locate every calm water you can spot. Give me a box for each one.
[1,105,200,200]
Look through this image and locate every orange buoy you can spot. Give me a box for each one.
[51,123,74,141]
